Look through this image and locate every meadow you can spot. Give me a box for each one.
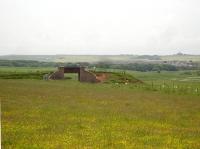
[94,68,200,95]
[1,67,200,148]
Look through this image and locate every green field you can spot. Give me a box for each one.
[1,67,200,148]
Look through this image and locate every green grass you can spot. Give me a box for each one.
[92,71,142,84]
[1,79,200,148]
[94,68,200,83]
[1,67,200,148]
[93,68,200,95]
[0,67,54,79]
[0,66,200,94]
[0,66,54,72]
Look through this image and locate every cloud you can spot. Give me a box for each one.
[0,0,200,55]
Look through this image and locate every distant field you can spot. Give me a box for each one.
[0,55,136,63]
[161,55,200,62]
[1,54,200,63]
[1,79,200,148]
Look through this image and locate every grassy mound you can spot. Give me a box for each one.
[93,71,143,84]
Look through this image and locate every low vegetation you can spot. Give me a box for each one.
[1,66,200,148]
[1,59,199,72]
[94,62,179,71]
[0,71,50,79]
[1,79,200,148]
[93,71,142,84]
[0,67,199,95]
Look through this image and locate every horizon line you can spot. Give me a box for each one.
[0,53,200,56]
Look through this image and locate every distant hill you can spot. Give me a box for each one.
[0,54,200,63]
[161,55,200,62]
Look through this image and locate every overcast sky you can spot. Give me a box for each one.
[0,0,200,55]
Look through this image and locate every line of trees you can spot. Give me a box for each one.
[0,60,199,72]
[94,62,178,71]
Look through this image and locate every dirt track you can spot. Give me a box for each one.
[95,73,110,82]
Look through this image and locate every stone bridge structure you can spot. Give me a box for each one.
[49,66,100,83]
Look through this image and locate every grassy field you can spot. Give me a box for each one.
[94,68,200,83]
[1,67,200,148]
[94,68,200,95]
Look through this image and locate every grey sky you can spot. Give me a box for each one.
[0,0,200,55]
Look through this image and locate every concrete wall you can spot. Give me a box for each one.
[80,68,100,83]
[49,67,64,79]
